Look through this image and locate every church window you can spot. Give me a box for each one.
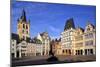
[23,24,25,28]
[87,28,90,31]
[26,25,28,29]
[27,31,28,34]
[22,30,24,33]
[23,36,25,40]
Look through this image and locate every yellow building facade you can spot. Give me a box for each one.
[74,27,84,55]
[61,18,96,56]
[74,23,96,56]
[52,41,62,55]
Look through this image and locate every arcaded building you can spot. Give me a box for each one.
[61,18,75,55]
[61,18,96,56]
[84,23,96,55]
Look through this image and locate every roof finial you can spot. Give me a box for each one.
[87,20,91,25]
[21,8,27,22]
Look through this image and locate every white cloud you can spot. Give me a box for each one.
[49,26,60,33]
[51,36,60,40]
[49,26,61,39]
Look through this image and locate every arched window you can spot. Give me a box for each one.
[66,50,67,53]
[26,31,28,34]
[63,50,64,53]
[23,36,25,40]
[87,28,90,31]
[22,30,24,33]
[23,24,25,28]
[26,25,28,29]
[69,50,71,54]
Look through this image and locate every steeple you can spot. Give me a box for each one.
[17,9,30,40]
[64,18,75,31]
[20,9,27,22]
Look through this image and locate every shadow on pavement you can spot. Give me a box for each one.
[46,55,59,62]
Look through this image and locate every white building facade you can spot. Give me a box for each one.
[84,23,96,55]
[61,28,75,55]
[17,41,27,58]
[37,32,50,56]
[61,18,75,55]
[74,27,84,55]
[74,23,96,56]
[11,39,17,58]
[61,18,96,56]
[26,43,44,56]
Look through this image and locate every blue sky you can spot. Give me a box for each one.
[11,1,96,39]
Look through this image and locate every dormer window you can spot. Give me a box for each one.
[87,28,90,31]
[26,25,28,29]
[85,24,94,32]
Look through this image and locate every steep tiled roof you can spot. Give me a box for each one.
[64,18,75,31]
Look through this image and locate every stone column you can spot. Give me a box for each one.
[73,48,76,55]
[41,45,43,56]
[19,51,21,58]
[93,48,95,55]
[83,34,85,56]
[14,52,17,58]
[19,46,22,58]
[34,44,36,56]
[82,49,85,55]
[44,40,47,55]
[93,33,96,55]
[47,41,49,55]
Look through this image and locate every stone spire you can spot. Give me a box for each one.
[20,9,27,22]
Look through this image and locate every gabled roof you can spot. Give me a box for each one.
[86,21,95,29]
[89,23,95,29]
[80,27,84,32]
[40,32,48,37]
[31,37,42,44]
[77,26,84,32]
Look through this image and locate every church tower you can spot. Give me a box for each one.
[17,9,30,40]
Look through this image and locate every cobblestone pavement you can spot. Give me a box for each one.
[11,55,96,67]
